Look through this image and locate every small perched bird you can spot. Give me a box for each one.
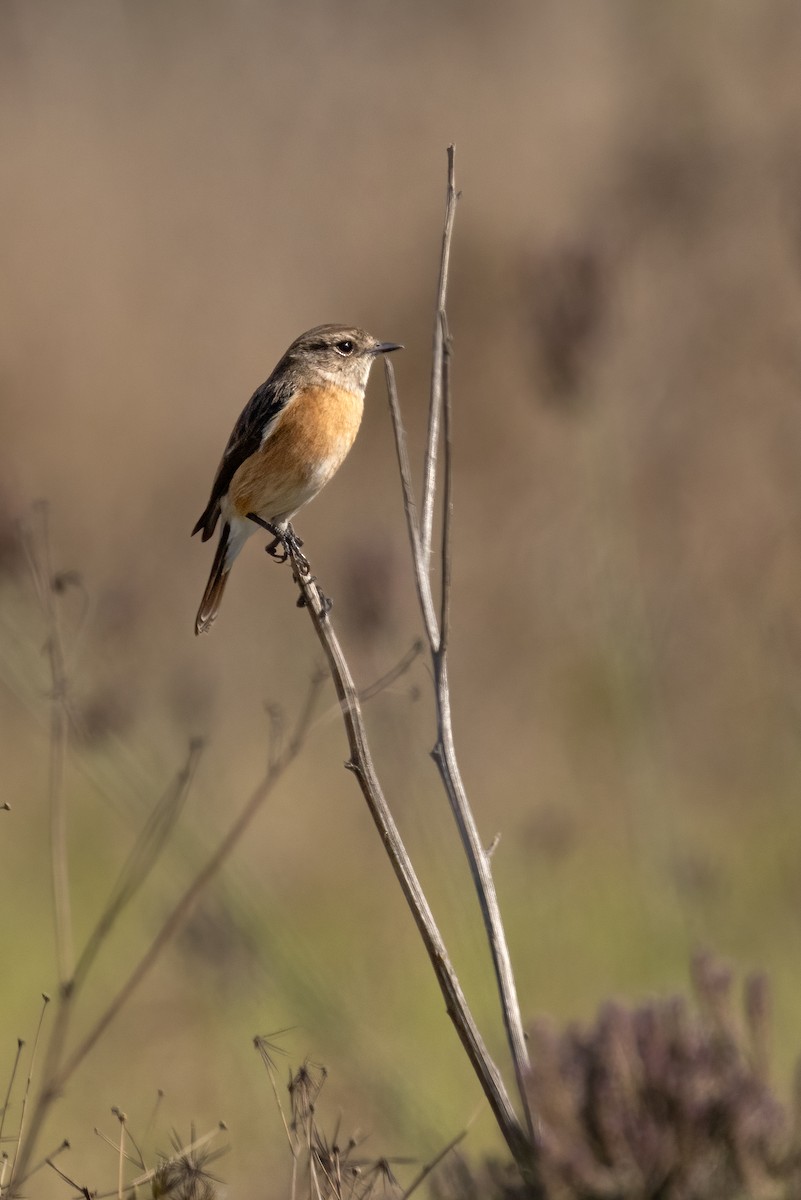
[192,323,402,634]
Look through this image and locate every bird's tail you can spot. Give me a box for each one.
[195,522,232,635]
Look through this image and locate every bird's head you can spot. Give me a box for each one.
[287,324,403,394]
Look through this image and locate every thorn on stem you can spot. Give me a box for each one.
[486,833,501,859]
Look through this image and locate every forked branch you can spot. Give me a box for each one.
[385,148,533,1138]
[286,141,536,1186]
[288,551,532,1175]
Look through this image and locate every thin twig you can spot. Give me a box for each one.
[265,702,286,774]
[289,550,532,1175]
[431,368,534,1140]
[357,639,424,704]
[48,655,71,987]
[72,739,204,991]
[388,148,534,1141]
[143,1089,164,1145]
[115,1109,124,1200]
[254,1033,294,1151]
[430,661,534,1138]
[57,672,323,1089]
[438,312,453,656]
[401,1126,467,1198]
[93,1124,139,1167]
[420,145,458,565]
[21,505,74,985]
[9,743,202,1193]
[13,991,72,1194]
[10,679,322,1192]
[121,1122,144,1173]
[0,1040,24,1147]
[15,1138,69,1185]
[45,1156,90,1197]
[9,995,50,1185]
[383,360,440,649]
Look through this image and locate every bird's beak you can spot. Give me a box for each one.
[373,341,404,355]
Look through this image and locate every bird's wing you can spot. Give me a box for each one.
[192,371,297,541]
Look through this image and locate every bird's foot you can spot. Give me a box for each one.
[246,514,325,609]
[247,514,308,572]
[283,524,310,574]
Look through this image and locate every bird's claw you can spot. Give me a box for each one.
[265,536,288,563]
[247,514,308,571]
[247,512,326,609]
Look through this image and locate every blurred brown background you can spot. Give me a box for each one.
[4,1,801,1194]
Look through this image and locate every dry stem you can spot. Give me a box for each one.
[384,148,533,1136]
[9,655,323,1196]
[289,550,532,1176]
[285,146,536,1181]
[21,504,74,985]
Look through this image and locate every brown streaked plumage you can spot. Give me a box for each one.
[193,324,402,635]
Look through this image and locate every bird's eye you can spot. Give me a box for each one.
[334,339,355,356]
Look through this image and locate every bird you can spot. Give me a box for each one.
[192,323,403,634]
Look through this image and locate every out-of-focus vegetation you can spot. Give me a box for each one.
[436,953,801,1200]
[4,2,801,1195]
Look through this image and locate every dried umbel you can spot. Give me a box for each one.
[149,1128,225,1200]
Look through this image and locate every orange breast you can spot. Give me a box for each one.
[228,383,364,521]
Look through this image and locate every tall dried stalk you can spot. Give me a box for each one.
[287,148,537,1182]
[384,150,532,1137]
[289,552,531,1174]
